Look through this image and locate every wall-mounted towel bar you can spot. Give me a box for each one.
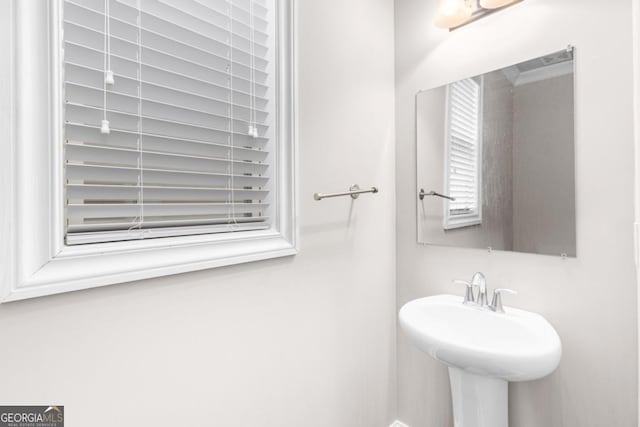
[314,184,379,201]
[419,189,456,201]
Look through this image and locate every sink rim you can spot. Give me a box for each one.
[399,294,562,381]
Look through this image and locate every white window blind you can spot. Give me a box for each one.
[444,77,482,229]
[63,0,274,245]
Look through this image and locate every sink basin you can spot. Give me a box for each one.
[399,294,561,427]
[399,294,561,381]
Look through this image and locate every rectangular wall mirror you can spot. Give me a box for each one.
[416,48,576,257]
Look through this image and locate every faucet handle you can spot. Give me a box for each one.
[452,279,476,305]
[489,288,517,313]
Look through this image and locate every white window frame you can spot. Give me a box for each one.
[0,0,298,302]
[442,76,483,230]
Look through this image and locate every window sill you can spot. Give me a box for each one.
[2,230,297,302]
[443,218,482,230]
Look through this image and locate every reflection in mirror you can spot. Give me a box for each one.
[417,48,576,257]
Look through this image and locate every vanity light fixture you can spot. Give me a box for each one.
[479,0,519,8]
[434,0,523,30]
[434,0,473,29]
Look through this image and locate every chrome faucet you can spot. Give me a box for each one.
[453,272,517,313]
[472,272,488,307]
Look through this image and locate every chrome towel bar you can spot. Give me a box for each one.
[419,189,456,201]
[314,184,379,201]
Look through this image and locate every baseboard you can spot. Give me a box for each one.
[390,421,410,427]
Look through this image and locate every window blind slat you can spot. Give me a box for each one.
[66,164,268,188]
[68,202,267,219]
[67,216,269,234]
[450,137,477,150]
[450,157,476,169]
[67,184,268,201]
[449,170,476,180]
[66,124,267,161]
[66,143,267,176]
[66,221,269,245]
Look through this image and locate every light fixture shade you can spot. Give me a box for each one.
[434,0,473,29]
[479,0,517,9]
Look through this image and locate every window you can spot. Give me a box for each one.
[0,0,296,302]
[65,0,275,244]
[444,77,483,229]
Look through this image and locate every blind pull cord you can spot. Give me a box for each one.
[248,0,258,139]
[101,0,113,134]
[105,0,114,86]
[247,0,254,139]
[228,2,238,227]
[136,0,145,233]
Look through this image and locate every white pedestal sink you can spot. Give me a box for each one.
[399,294,561,427]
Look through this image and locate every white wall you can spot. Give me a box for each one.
[0,1,397,426]
[395,0,638,426]
[634,0,640,421]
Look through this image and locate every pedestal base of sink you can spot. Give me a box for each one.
[448,367,507,427]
